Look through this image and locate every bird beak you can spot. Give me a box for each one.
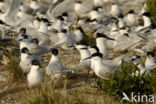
[106,36,115,41]
[131,59,135,62]
[28,53,32,55]
[84,56,92,60]
[18,39,23,41]
[83,33,88,37]
[123,33,129,37]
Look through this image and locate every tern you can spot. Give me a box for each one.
[73,27,85,43]
[20,47,34,73]
[27,60,43,88]
[0,0,23,26]
[74,1,91,17]
[131,55,150,76]
[84,52,117,79]
[145,52,156,70]
[125,10,136,27]
[76,41,91,69]
[56,29,74,50]
[96,32,115,57]
[110,3,122,18]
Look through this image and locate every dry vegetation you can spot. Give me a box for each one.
[0,48,119,104]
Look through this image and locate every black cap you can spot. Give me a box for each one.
[52,49,58,56]
[21,47,29,54]
[31,60,40,66]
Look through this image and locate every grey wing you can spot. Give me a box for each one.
[52,0,75,17]
[99,65,116,78]
[5,0,22,19]
[3,0,10,12]
[47,0,74,21]
[29,44,50,55]
[47,0,64,21]
[103,59,120,67]
[46,62,64,75]
[48,29,58,43]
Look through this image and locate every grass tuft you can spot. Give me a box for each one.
[3,52,25,82]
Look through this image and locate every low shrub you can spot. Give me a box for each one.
[94,61,156,101]
[146,0,156,24]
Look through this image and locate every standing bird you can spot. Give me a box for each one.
[84,52,117,79]
[20,47,33,73]
[118,14,125,28]
[73,27,85,43]
[27,60,43,88]
[76,41,91,69]
[74,1,90,17]
[57,29,74,50]
[54,16,65,30]
[96,33,115,57]
[33,17,41,29]
[131,55,150,76]
[46,49,67,79]
[145,52,156,70]
[142,12,151,28]
[125,10,136,27]
[88,6,102,20]
[110,3,122,18]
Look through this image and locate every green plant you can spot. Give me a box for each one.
[146,0,156,24]
[83,34,96,46]
[94,61,156,101]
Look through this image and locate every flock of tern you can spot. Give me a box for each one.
[0,0,156,88]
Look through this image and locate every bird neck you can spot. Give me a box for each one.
[146,57,155,64]
[112,5,118,10]
[94,57,104,67]
[89,48,97,55]
[143,16,151,27]
[138,63,145,70]
[30,65,39,72]
[39,22,48,33]
[50,55,59,62]
[96,38,107,49]
[55,20,63,29]
[111,24,118,32]
[74,30,82,36]
[128,13,134,17]
[118,19,125,28]
[79,49,90,59]
[21,53,29,59]
[34,20,40,29]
